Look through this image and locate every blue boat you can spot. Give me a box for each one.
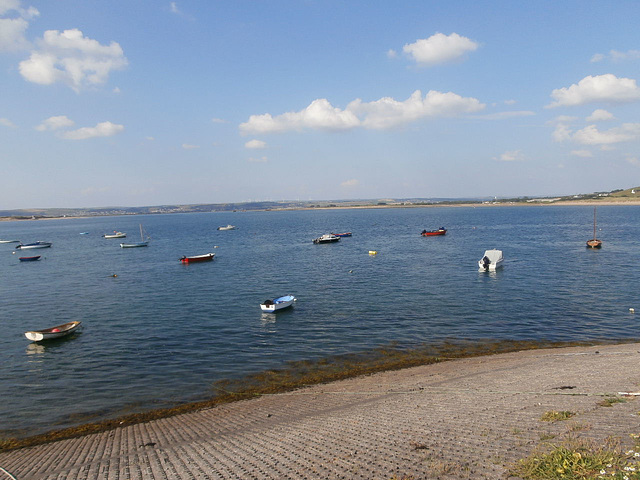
[332,232,352,237]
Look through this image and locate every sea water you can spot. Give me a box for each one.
[1,205,639,438]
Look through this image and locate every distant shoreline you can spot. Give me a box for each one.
[2,198,640,222]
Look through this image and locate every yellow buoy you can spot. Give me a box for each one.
[368,250,377,255]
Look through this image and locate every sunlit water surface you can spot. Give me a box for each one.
[1,205,639,437]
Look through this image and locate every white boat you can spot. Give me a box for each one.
[15,241,52,249]
[120,224,149,248]
[260,295,296,313]
[478,249,503,271]
[217,225,236,231]
[313,234,340,244]
[0,239,20,243]
[25,321,82,342]
[103,231,126,239]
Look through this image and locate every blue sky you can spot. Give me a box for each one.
[1,0,639,209]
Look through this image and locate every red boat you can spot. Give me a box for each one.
[180,253,215,264]
[332,232,352,237]
[19,255,41,261]
[421,228,446,236]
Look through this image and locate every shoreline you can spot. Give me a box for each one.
[1,337,636,452]
[2,340,640,479]
[2,199,640,223]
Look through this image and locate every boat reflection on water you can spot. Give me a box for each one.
[26,343,46,356]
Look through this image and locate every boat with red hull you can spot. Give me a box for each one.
[180,253,215,264]
[421,228,446,236]
[332,232,352,237]
[19,256,41,261]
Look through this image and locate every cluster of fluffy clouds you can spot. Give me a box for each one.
[548,73,640,150]
[0,0,38,52]
[35,115,124,140]
[240,90,485,134]
[1,2,127,91]
[19,28,128,91]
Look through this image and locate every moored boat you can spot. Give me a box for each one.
[0,239,20,243]
[478,249,503,271]
[421,227,446,236]
[103,231,126,239]
[24,321,82,342]
[313,234,340,244]
[15,241,51,249]
[120,224,149,248]
[586,206,602,249]
[332,232,352,237]
[260,295,296,313]
[217,225,236,231]
[19,256,41,261]
[180,253,215,263]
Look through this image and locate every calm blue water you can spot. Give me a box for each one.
[1,205,639,438]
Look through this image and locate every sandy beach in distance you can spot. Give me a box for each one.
[2,198,640,222]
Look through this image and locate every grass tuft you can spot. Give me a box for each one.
[541,410,576,422]
[510,438,640,479]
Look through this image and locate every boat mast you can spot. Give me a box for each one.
[593,206,597,240]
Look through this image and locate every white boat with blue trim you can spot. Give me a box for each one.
[260,295,296,313]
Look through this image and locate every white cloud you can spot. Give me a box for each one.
[495,150,524,162]
[211,117,228,124]
[113,86,121,94]
[572,123,640,145]
[547,74,640,108]
[504,99,517,105]
[592,50,640,62]
[386,49,397,59]
[402,33,478,66]
[340,179,359,188]
[241,91,484,134]
[552,124,572,142]
[0,0,38,52]
[626,156,640,166]
[181,143,199,149]
[570,150,593,157]
[19,28,128,91]
[170,2,180,14]
[610,49,640,61]
[0,117,15,127]
[556,123,640,145]
[248,156,268,163]
[586,109,614,122]
[245,139,266,149]
[351,90,485,129]
[240,98,361,134]
[145,136,155,141]
[473,110,535,120]
[35,115,74,131]
[60,121,124,140]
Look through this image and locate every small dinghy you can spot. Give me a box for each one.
[421,227,447,236]
[478,249,503,271]
[260,295,296,313]
[24,321,82,342]
[15,241,51,249]
[0,239,20,243]
[19,256,41,261]
[332,232,352,237]
[180,253,215,263]
[103,231,126,239]
[217,225,236,231]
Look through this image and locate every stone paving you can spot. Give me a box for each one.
[2,343,640,479]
